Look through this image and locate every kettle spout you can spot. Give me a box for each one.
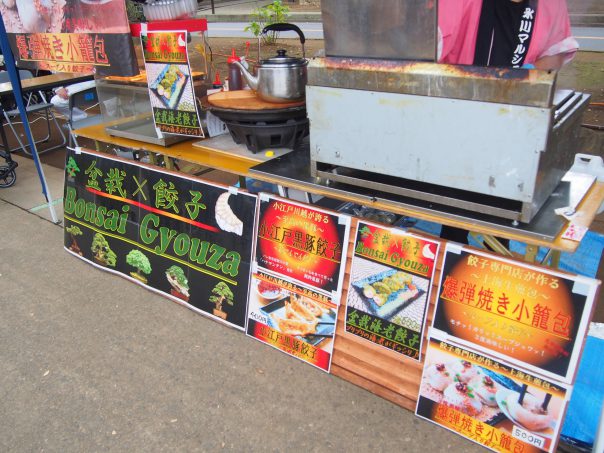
[232,60,258,91]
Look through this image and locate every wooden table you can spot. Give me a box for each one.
[74,122,604,263]
[0,72,94,97]
[74,123,262,176]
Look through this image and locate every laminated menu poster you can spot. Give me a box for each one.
[2,0,137,76]
[344,221,440,361]
[246,195,352,371]
[431,244,600,384]
[141,30,204,137]
[63,148,257,330]
[416,337,570,453]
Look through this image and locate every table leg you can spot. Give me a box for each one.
[524,244,539,263]
[468,232,513,257]
[163,155,174,171]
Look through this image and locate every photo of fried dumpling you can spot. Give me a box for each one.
[271,314,317,337]
[292,294,325,317]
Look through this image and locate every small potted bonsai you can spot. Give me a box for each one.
[209,281,234,320]
[165,265,190,302]
[91,233,117,267]
[126,249,152,284]
[66,225,83,255]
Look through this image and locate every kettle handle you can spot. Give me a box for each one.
[262,23,306,58]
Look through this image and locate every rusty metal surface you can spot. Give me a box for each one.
[321,0,436,61]
[307,58,557,107]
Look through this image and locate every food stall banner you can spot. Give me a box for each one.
[246,195,352,372]
[254,194,351,297]
[344,221,440,361]
[141,30,204,137]
[247,270,339,372]
[1,0,138,76]
[432,245,599,384]
[416,337,570,453]
[63,148,257,330]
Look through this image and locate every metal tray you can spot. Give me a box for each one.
[105,117,189,146]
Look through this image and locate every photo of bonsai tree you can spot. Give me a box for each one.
[126,250,152,284]
[209,281,234,320]
[91,233,117,267]
[165,265,190,302]
[66,225,83,256]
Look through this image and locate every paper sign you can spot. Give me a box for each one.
[141,30,204,137]
[344,221,440,360]
[431,245,599,384]
[416,337,570,453]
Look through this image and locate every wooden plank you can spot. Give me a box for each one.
[206,90,305,110]
[331,220,447,409]
[331,364,416,411]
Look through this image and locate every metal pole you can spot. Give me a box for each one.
[211,0,215,14]
[0,12,59,223]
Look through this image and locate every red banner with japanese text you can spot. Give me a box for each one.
[141,30,204,137]
[431,245,599,384]
[2,0,137,76]
[246,195,352,372]
[344,221,441,361]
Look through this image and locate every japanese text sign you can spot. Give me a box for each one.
[246,195,352,372]
[63,148,257,330]
[255,195,351,297]
[141,30,204,138]
[2,0,137,76]
[432,245,599,384]
[416,337,570,453]
[345,221,440,361]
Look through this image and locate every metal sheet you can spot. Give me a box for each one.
[250,150,595,242]
[307,58,556,108]
[321,0,436,61]
[105,117,188,146]
[307,86,551,204]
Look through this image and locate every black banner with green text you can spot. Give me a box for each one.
[63,148,257,329]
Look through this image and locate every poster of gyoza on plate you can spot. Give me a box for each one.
[63,148,257,330]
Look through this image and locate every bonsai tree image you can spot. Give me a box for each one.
[66,225,83,255]
[91,233,117,267]
[126,249,152,284]
[65,157,80,178]
[209,281,234,320]
[165,265,190,302]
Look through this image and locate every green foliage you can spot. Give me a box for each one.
[91,233,116,267]
[66,225,82,236]
[126,249,152,275]
[166,265,189,289]
[244,1,290,45]
[209,281,234,307]
[125,0,146,23]
[65,157,80,177]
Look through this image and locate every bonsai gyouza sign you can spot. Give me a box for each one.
[63,148,257,330]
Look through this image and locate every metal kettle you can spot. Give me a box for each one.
[233,23,307,103]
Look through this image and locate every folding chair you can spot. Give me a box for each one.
[67,85,103,147]
[0,69,66,155]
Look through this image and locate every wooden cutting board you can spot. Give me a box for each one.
[207,90,305,110]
